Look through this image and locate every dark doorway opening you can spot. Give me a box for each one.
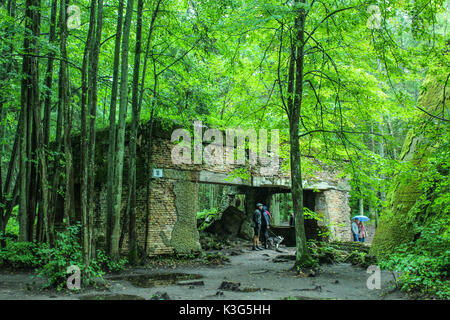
[303,190,320,241]
[271,189,322,246]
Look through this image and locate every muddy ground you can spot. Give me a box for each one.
[0,243,406,300]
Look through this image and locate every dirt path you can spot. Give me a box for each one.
[0,244,406,300]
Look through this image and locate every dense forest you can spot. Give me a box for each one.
[0,0,448,299]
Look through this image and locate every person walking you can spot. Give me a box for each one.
[252,203,264,251]
[358,220,366,243]
[261,205,271,249]
[352,218,359,242]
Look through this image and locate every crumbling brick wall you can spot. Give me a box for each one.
[87,120,352,257]
[321,189,352,241]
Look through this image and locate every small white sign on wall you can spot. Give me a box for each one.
[153,168,163,178]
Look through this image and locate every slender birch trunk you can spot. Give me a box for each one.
[127,0,144,265]
[110,0,135,261]
[105,0,124,255]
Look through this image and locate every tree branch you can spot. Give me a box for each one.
[299,129,386,138]
[100,33,117,47]
[415,105,450,122]
[304,6,357,45]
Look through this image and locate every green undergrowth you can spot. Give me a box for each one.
[0,223,127,290]
[145,250,230,268]
[308,241,376,268]
[378,221,450,299]
[196,208,220,231]
[370,75,450,299]
[198,231,234,250]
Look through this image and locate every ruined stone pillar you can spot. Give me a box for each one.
[244,187,256,218]
[270,193,281,226]
[238,187,256,240]
[322,189,352,242]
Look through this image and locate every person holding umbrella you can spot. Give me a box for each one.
[358,220,366,242]
[352,215,370,242]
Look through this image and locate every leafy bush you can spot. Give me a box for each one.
[308,241,332,264]
[378,221,450,299]
[96,250,128,273]
[343,250,377,268]
[203,251,230,264]
[1,223,128,290]
[35,224,99,289]
[0,239,41,269]
[303,208,333,241]
[196,208,219,230]
[308,240,376,267]
[199,231,227,250]
[4,205,19,237]
[36,223,128,290]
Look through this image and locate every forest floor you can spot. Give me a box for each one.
[0,241,407,300]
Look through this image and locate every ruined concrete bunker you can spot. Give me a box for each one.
[69,120,352,256]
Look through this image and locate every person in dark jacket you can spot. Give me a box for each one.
[289,213,295,227]
[252,203,264,251]
[261,205,271,249]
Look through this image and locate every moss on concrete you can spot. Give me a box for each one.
[160,230,170,247]
[370,212,414,259]
[170,179,201,253]
[370,75,450,259]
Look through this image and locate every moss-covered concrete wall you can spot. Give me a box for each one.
[370,74,450,259]
[170,180,201,253]
[83,119,352,257]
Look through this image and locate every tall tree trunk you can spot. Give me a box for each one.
[386,117,397,159]
[1,128,20,235]
[127,0,143,265]
[143,65,159,254]
[0,0,17,239]
[43,0,57,147]
[376,60,386,205]
[80,0,96,267]
[19,0,40,242]
[26,95,38,241]
[144,106,156,254]
[80,52,89,262]
[378,120,386,202]
[87,0,104,262]
[140,0,162,255]
[48,0,66,242]
[60,0,73,228]
[110,0,135,261]
[36,0,58,245]
[34,94,50,244]
[289,0,314,269]
[35,0,55,244]
[105,0,124,255]
[368,123,377,226]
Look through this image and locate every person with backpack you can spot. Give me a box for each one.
[252,203,264,251]
[261,205,271,249]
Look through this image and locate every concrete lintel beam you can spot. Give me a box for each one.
[198,170,251,186]
[252,176,291,188]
